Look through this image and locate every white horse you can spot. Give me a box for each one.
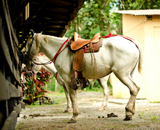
[25,31,143,123]
[31,55,110,112]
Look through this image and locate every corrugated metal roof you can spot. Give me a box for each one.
[115,10,160,15]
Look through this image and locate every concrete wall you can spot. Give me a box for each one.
[144,16,160,101]
[111,14,160,101]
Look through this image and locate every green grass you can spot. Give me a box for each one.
[46,78,113,95]
[138,111,145,119]
[151,101,160,103]
[138,111,158,121]
[26,92,66,108]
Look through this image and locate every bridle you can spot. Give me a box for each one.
[26,36,35,61]
[26,34,69,65]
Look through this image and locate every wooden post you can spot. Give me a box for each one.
[55,79,58,92]
[91,81,94,89]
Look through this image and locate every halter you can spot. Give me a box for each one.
[26,36,36,61]
[27,34,69,65]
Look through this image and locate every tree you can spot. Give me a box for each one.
[65,0,160,38]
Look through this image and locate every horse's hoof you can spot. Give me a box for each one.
[99,107,105,111]
[123,115,132,121]
[63,110,69,113]
[68,119,77,123]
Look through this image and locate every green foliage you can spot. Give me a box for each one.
[46,78,64,93]
[65,0,160,39]
[85,80,101,92]
[84,79,112,94]
[46,78,55,91]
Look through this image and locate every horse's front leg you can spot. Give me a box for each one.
[65,83,79,123]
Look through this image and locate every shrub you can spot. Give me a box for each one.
[24,69,52,104]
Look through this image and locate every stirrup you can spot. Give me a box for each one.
[85,79,90,86]
[76,78,81,87]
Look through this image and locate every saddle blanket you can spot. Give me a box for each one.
[101,33,135,43]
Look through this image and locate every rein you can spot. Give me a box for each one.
[51,39,69,64]
[29,38,69,65]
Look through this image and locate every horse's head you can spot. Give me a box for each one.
[24,29,41,65]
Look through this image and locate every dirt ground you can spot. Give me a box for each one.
[16,91,160,130]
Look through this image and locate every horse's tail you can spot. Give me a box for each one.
[134,40,143,74]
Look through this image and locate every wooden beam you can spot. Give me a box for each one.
[46,8,72,14]
[48,0,73,6]
[13,0,31,24]
[45,14,68,20]
[21,0,48,29]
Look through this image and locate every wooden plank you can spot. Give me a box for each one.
[48,0,73,6]
[46,7,71,13]
[45,14,68,20]
[13,104,21,115]
[1,111,17,130]
[2,0,19,62]
[9,84,21,98]
[0,29,13,73]
[19,100,25,109]
[0,71,21,101]
[18,86,22,97]
[0,72,10,101]
[0,23,20,83]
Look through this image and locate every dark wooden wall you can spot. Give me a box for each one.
[0,0,85,129]
[0,0,23,129]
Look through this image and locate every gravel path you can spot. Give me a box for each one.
[16,91,160,130]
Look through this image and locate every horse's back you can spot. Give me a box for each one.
[82,36,140,79]
[104,36,139,72]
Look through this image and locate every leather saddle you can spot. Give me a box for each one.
[69,32,102,90]
[70,32,101,51]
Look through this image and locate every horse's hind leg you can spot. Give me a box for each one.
[62,85,72,113]
[97,75,109,111]
[114,73,140,120]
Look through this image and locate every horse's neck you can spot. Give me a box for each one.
[43,63,57,75]
[34,64,42,74]
[36,55,57,75]
[39,35,68,60]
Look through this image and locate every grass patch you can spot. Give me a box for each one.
[138,111,145,119]
[138,111,158,121]
[151,101,160,103]
[26,92,66,107]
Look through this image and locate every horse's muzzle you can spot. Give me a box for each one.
[21,54,31,66]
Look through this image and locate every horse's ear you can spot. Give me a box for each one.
[30,29,34,37]
[40,31,43,34]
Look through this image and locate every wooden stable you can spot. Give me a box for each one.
[0,1,22,129]
[0,0,85,129]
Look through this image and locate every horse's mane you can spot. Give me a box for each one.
[35,33,67,54]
